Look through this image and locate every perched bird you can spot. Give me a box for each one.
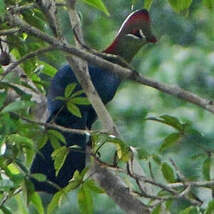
[31,9,156,193]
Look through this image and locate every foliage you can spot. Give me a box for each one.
[0,0,213,213]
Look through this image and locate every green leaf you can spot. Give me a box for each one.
[152,204,161,214]
[37,60,57,77]
[205,200,214,214]
[48,130,66,144]
[137,148,149,160]
[146,114,184,132]
[80,0,110,16]
[8,134,33,149]
[160,115,184,131]
[31,173,47,182]
[31,192,44,214]
[0,0,5,18]
[70,97,90,105]
[22,178,35,205]
[161,162,176,183]
[152,154,162,165]
[49,135,60,149]
[38,134,48,149]
[78,184,94,214]
[203,157,211,180]
[47,191,63,214]
[64,83,77,98]
[63,168,88,192]
[1,100,34,113]
[51,146,69,176]
[71,89,84,98]
[108,136,131,162]
[144,0,153,10]
[66,101,82,118]
[0,92,7,108]
[168,0,192,12]
[160,132,181,152]
[179,206,198,214]
[203,0,214,9]
[0,206,12,214]
[85,179,104,193]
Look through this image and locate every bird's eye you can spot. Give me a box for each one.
[130,29,145,39]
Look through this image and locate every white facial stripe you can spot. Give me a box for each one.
[127,33,141,39]
[139,29,146,39]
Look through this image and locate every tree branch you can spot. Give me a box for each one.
[64,2,149,214]
[5,12,214,115]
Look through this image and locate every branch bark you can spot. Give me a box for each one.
[5,13,214,115]
[64,2,150,213]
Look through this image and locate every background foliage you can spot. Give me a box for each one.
[0,0,214,213]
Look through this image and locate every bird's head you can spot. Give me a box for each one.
[104,9,156,62]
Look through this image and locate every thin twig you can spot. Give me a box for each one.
[0,28,19,36]
[2,46,56,78]
[14,112,91,135]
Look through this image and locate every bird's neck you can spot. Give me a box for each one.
[103,36,145,63]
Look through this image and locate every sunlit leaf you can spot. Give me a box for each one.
[67,101,82,118]
[31,192,44,214]
[47,191,64,214]
[51,146,69,176]
[48,130,66,144]
[78,184,94,214]
[70,97,90,105]
[31,173,47,182]
[64,83,77,98]
[37,60,57,77]
[71,90,85,98]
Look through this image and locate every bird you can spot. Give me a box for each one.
[30,9,157,193]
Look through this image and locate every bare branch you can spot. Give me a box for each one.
[92,163,150,214]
